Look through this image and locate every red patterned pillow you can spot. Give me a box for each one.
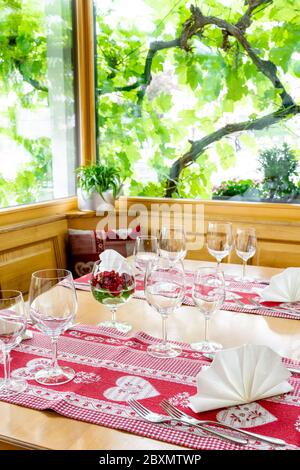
[68,226,140,277]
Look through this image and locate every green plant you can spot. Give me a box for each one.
[96,1,300,198]
[258,144,299,199]
[213,179,258,198]
[75,164,122,198]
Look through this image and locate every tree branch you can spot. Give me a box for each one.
[165,105,300,196]
[235,0,273,34]
[136,38,181,107]
[98,38,181,102]
[15,60,48,93]
[182,4,294,108]
[98,81,142,96]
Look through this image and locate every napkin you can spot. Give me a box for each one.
[189,344,292,413]
[99,249,132,275]
[260,267,300,302]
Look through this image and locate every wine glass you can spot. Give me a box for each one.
[191,267,225,353]
[29,269,78,385]
[144,258,185,358]
[0,290,27,396]
[235,228,257,281]
[207,222,233,268]
[159,227,187,264]
[91,260,135,333]
[134,235,159,278]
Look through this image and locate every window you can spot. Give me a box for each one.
[94,0,300,203]
[0,0,76,209]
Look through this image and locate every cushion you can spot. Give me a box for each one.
[67,226,140,277]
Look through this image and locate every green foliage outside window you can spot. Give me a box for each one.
[95,0,300,199]
[0,0,300,207]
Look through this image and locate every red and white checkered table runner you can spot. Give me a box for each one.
[1,325,300,450]
[75,272,300,320]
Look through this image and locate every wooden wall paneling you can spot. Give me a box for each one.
[0,217,68,295]
[254,241,300,268]
[66,198,300,269]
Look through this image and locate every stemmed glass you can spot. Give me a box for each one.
[29,269,78,385]
[159,227,187,264]
[207,222,233,268]
[235,228,257,281]
[145,258,185,358]
[91,260,135,333]
[191,267,225,353]
[134,235,159,278]
[0,291,27,396]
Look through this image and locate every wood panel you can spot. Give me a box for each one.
[254,241,300,268]
[0,216,68,296]
[67,197,300,269]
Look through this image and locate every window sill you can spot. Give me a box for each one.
[0,197,77,226]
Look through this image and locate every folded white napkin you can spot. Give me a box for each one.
[261,267,300,302]
[99,249,132,275]
[189,344,292,413]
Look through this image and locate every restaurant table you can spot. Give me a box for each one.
[0,260,300,450]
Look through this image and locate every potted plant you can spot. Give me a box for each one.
[75,164,122,211]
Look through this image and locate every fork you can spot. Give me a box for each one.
[161,400,287,447]
[127,399,247,445]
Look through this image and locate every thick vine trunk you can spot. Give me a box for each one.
[165,105,300,197]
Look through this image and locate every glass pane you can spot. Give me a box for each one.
[0,0,76,209]
[94,1,300,202]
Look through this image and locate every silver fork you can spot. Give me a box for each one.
[127,399,247,445]
[161,399,287,447]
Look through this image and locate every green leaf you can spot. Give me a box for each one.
[216,142,236,170]
[186,63,202,91]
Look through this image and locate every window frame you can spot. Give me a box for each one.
[0,0,95,223]
[1,0,300,227]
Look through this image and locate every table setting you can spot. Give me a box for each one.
[0,222,300,450]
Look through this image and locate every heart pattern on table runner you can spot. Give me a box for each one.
[103,375,159,402]
[216,403,277,428]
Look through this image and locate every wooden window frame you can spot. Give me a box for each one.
[0,0,95,225]
[1,0,300,228]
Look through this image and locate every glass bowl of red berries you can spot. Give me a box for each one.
[91,256,135,333]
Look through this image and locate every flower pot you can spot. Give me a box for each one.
[77,188,95,211]
[94,190,115,213]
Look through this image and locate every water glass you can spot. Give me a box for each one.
[207,222,233,267]
[191,267,225,353]
[134,235,159,276]
[235,228,257,280]
[29,269,77,385]
[0,290,27,396]
[145,258,185,358]
[159,227,186,264]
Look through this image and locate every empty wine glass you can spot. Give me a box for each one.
[159,227,187,264]
[207,222,233,267]
[134,235,159,278]
[0,290,27,396]
[91,259,135,333]
[29,269,78,385]
[191,267,225,353]
[145,258,185,358]
[235,228,257,280]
